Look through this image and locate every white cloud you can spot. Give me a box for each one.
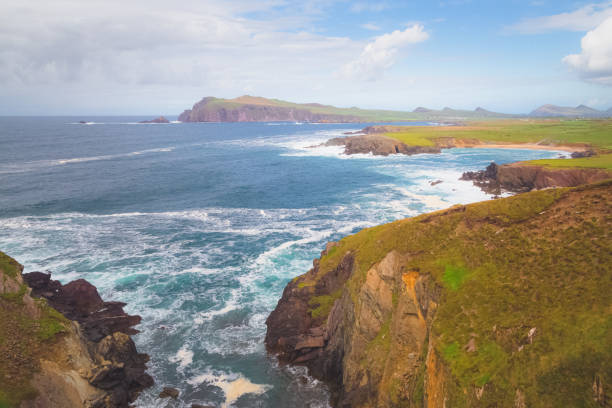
[0,0,357,87]
[339,24,429,81]
[508,1,612,33]
[361,23,382,31]
[563,16,612,85]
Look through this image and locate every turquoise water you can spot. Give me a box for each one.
[0,118,566,407]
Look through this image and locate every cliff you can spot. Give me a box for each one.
[0,252,152,407]
[462,162,612,194]
[266,180,612,407]
[178,96,366,123]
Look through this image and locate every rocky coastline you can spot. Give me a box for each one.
[0,252,152,407]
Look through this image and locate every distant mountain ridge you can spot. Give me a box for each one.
[178,96,516,123]
[529,104,611,117]
[177,95,612,122]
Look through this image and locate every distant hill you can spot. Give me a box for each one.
[412,106,514,119]
[178,96,514,123]
[177,96,612,122]
[530,104,611,117]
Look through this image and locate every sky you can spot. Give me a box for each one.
[1,0,611,115]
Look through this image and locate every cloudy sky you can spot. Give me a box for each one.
[1,0,611,115]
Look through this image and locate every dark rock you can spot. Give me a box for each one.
[22,272,153,406]
[139,116,170,124]
[571,149,596,158]
[159,387,180,399]
[23,273,141,342]
[430,180,443,186]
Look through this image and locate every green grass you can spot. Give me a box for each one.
[309,288,343,319]
[296,180,612,406]
[0,252,21,278]
[524,153,612,169]
[378,119,612,150]
[442,265,470,290]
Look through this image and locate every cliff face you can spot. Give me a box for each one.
[266,181,612,407]
[0,253,152,408]
[461,162,612,194]
[178,97,362,122]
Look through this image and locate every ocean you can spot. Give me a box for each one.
[0,117,566,407]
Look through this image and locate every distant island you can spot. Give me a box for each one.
[177,95,612,123]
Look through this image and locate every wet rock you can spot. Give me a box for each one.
[159,387,180,399]
[571,149,596,158]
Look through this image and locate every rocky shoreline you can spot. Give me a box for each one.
[0,253,152,407]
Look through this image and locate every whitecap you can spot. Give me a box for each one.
[169,347,194,369]
[188,372,271,408]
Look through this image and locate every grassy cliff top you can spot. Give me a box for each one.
[299,180,611,406]
[524,153,612,169]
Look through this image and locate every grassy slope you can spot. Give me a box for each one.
[379,119,612,170]
[0,252,68,408]
[380,119,612,149]
[298,181,612,406]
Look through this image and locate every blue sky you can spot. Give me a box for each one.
[1,0,611,114]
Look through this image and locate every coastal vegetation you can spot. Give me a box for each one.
[266,180,612,407]
[379,119,612,151]
[524,153,612,169]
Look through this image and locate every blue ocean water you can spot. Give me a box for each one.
[0,117,566,407]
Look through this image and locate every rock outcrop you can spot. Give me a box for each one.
[266,181,612,407]
[139,116,169,123]
[0,253,152,408]
[325,135,440,156]
[461,161,612,194]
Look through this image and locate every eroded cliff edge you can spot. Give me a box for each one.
[461,161,612,194]
[266,180,612,407]
[0,253,152,407]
